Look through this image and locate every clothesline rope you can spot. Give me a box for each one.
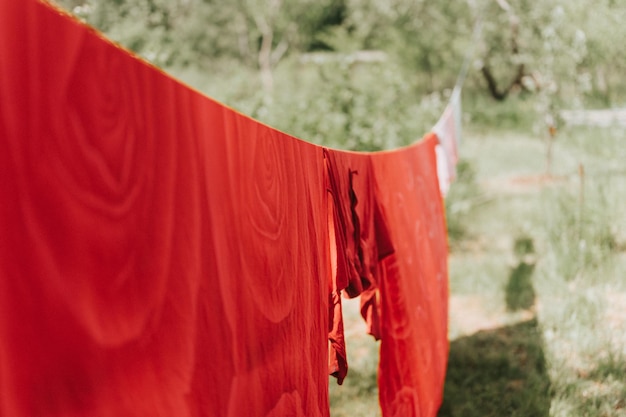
[454,15,484,92]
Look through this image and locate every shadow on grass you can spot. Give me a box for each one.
[505,261,536,311]
[440,235,550,416]
[438,317,551,417]
[507,236,537,311]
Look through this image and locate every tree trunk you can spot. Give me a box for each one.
[479,0,527,101]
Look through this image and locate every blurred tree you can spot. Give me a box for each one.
[54,0,626,127]
[231,0,348,93]
[474,0,626,106]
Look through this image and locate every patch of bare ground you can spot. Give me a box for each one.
[482,174,569,194]
[449,294,534,339]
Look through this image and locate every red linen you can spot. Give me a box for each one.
[371,135,449,417]
[0,1,330,416]
[326,137,449,416]
[325,151,394,383]
[192,111,330,417]
[0,1,450,417]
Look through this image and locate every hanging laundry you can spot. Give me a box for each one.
[324,150,395,300]
[433,87,463,196]
[325,140,449,417]
[0,1,330,416]
[325,150,394,383]
[193,112,331,417]
[326,180,349,384]
[0,1,453,417]
[371,134,449,417]
[435,144,452,196]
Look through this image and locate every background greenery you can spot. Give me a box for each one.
[55,0,626,415]
[57,0,626,148]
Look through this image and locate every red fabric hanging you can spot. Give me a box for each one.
[0,1,450,417]
[326,137,449,417]
[192,111,331,417]
[0,1,330,416]
[325,151,394,300]
[325,150,394,384]
[370,135,450,417]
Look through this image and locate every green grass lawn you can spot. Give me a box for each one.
[331,125,626,416]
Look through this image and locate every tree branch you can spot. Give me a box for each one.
[480,63,508,101]
[479,1,527,100]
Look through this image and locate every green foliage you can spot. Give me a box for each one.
[55,0,626,142]
[464,93,537,131]
[57,0,353,68]
[550,350,626,417]
[589,352,626,381]
[473,0,623,104]
[266,59,442,150]
[543,185,619,282]
[445,159,482,246]
[179,55,445,150]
